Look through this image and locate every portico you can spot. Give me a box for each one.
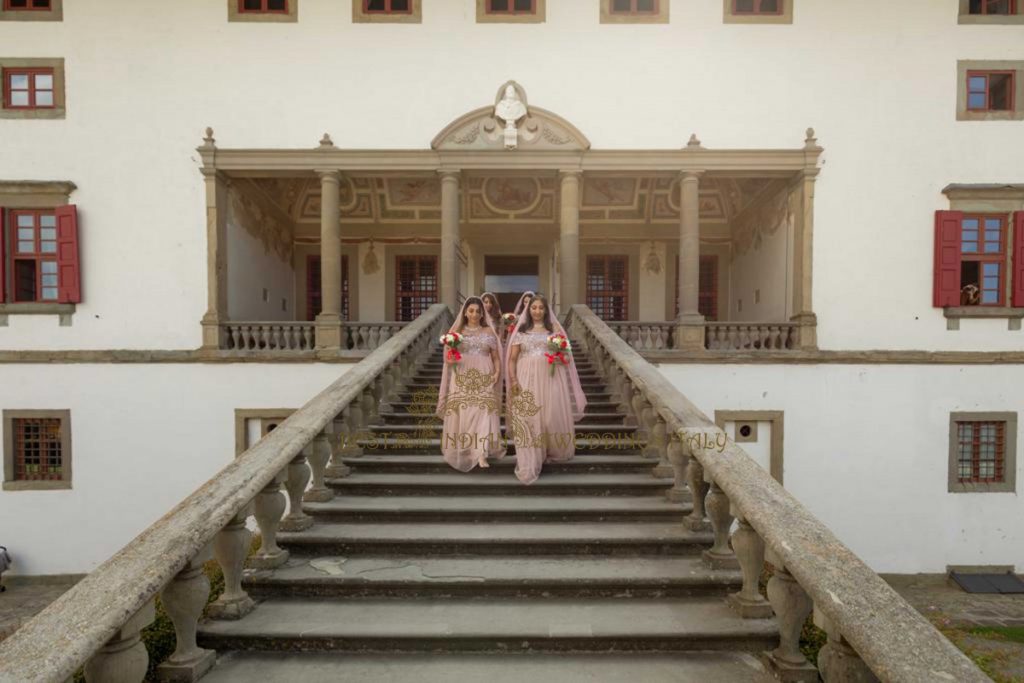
[197,82,822,355]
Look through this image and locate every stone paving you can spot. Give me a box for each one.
[0,579,79,642]
[885,574,1024,628]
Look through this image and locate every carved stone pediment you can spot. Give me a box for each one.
[432,81,590,152]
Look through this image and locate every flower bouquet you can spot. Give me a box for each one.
[502,313,517,335]
[545,333,572,376]
[440,332,463,373]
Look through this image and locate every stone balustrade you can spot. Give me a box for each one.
[221,322,316,352]
[0,304,452,683]
[565,304,987,683]
[705,322,797,351]
[343,323,407,352]
[607,320,798,352]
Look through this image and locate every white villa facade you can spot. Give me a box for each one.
[1,0,1023,578]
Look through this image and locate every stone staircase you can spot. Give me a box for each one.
[198,341,780,682]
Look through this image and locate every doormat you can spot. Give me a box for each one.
[950,572,1024,594]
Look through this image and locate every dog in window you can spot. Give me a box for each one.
[960,284,980,306]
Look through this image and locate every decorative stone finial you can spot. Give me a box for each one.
[319,133,334,149]
[202,127,216,148]
[686,134,703,149]
[804,127,819,150]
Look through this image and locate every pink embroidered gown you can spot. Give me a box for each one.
[508,331,575,485]
[440,329,505,471]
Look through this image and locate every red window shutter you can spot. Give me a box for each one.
[0,207,5,303]
[1014,212,1024,307]
[55,204,81,303]
[933,210,963,307]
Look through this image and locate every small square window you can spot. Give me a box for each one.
[967,71,1015,112]
[355,0,420,22]
[240,0,288,13]
[365,0,411,12]
[611,0,658,13]
[0,0,60,20]
[733,0,782,14]
[3,68,55,110]
[3,410,72,491]
[478,0,542,22]
[3,0,51,10]
[601,0,667,23]
[228,0,296,22]
[950,413,1016,493]
[969,0,1016,14]
[487,0,536,13]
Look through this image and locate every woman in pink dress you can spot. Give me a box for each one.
[505,295,587,485]
[436,297,505,471]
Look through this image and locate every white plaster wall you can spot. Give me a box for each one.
[728,218,789,322]
[660,363,1024,573]
[0,363,348,575]
[226,212,295,321]
[0,0,1021,350]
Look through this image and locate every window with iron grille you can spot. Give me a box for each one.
[732,0,782,14]
[3,0,51,10]
[3,410,71,490]
[306,255,350,322]
[587,255,629,321]
[610,0,658,13]
[675,255,720,321]
[949,412,1016,493]
[395,255,438,322]
[364,0,411,13]
[239,0,287,12]
[486,0,535,13]
[969,0,1016,14]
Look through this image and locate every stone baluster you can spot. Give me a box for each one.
[156,548,216,682]
[370,378,385,423]
[369,326,381,349]
[306,325,316,350]
[361,385,377,426]
[665,434,689,503]
[684,453,710,531]
[333,406,363,460]
[230,327,241,350]
[280,451,313,532]
[208,504,256,620]
[263,325,273,349]
[727,511,773,618]
[763,552,819,682]
[249,470,289,568]
[701,478,737,569]
[814,607,879,683]
[651,415,673,478]
[236,325,248,350]
[304,432,336,501]
[639,397,659,460]
[83,601,155,683]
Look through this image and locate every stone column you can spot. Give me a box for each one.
[315,169,344,350]
[559,170,582,313]
[790,133,820,350]
[439,170,461,313]
[676,170,705,351]
[199,135,229,351]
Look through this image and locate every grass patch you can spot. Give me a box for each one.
[969,626,1024,645]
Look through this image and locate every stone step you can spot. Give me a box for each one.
[412,371,602,382]
[326,472,668,497]
[242,555,736,600]
[198,597,778,654]
[378,411,628,426]
[362,424,640,438]
[385,400,624,414]
[203,651,777,683]
[276,521,706,556]
[396,389,613,402]
[399,383,611,396]
[339,454,657,475]
[303,494,689,523]
[347,438,645,456]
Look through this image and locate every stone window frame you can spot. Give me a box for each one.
[234,408,295,457]
[0,181,77,326]
[958,0,1024,24]
[477,0,545,23]
[941,184,1024,330]
[227,0,297,23]
[723,0,793,24]
[957,60,1024,121]
[0,0,62,22]
[353,0,422,24]
[715,410,784,484]
[948,411,1017,493]
[3,409,72,491]
[0,58,65,119]
[600,0,669,24]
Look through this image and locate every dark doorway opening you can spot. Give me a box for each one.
[484,255,540,313]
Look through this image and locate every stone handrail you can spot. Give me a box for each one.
[705,322,797,351]
[607,322,674,350]
[221,321,316,351]
[565,304,986,683]
[0,303,452,683]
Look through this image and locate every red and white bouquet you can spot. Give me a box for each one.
[545,333,572,376]
[440,332,463,372]
[502,313,517,335]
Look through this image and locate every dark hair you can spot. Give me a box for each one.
[481,293,502,319]
[517,294,554,334]
[461,297,490,329]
